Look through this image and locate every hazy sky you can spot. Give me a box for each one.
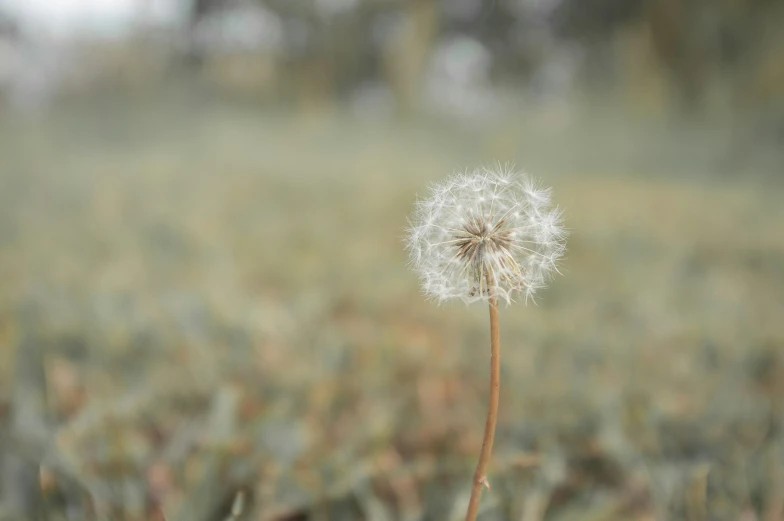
[0,0,187,38]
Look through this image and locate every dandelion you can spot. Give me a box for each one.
[404,165,567,521]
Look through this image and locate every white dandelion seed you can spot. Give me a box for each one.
[405,166,567,305]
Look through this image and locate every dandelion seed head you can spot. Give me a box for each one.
[405,166,567,305]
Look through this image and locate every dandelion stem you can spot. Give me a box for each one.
[465,270,501,521]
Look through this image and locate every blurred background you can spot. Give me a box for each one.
[0,0,782,520]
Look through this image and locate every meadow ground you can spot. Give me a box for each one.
[0,94,782,521]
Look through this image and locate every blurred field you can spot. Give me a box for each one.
[0,94,783,521]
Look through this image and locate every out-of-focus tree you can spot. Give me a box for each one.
[4,0,783,118]
[185,0,224,66]
[548,0,784,112]
[184,0,441,112]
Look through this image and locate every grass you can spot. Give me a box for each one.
[0,94,782,520]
